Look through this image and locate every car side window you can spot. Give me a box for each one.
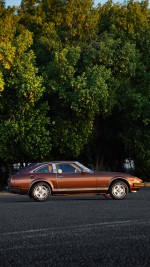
[56,164,80,173]
[33,165,53,173]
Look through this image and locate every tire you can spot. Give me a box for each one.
[109,180,129,200]
[103,194,112,199]
[30,182,51,202]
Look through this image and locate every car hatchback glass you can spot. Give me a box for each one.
[13,163,38,175]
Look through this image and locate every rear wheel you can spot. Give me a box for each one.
[109,181,129,200]
[30,182,51,202]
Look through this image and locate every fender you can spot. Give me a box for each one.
[28,178,54,194]
[108,176,130,191]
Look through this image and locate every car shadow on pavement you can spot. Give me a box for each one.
[0,194,132,203]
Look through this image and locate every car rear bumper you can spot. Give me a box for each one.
[6,186,21,193]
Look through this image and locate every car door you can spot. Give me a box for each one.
[56,163,97,193]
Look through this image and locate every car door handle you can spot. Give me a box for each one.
[30,175,34,179]
[58,176,63,178]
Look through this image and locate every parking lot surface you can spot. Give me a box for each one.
[0,188,150,267]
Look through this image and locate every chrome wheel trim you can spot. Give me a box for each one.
[112,182,126,198]
[33,185,49,200]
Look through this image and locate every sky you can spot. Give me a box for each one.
[6,0,20,6]
[6,0,123,7]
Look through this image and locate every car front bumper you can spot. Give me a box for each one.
[133,182,145,187]
[133,182,150,188]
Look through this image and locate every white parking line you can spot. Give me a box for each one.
[1,220,150,236]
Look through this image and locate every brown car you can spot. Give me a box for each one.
[8,161,144,201]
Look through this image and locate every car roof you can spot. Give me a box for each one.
[38,161,78,164]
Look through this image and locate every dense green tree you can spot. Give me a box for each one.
[0,0,149,183]
[91,0,150,178]
[41,44,116,157]
[0,7,50,172]
[18,0,110,158]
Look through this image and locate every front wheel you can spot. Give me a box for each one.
[109,181,129,200]
[30,182,51,202]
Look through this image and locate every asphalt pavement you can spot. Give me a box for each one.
[0,188,150,267]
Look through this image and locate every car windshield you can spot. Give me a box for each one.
[75,162,94,173]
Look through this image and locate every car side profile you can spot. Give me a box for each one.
[8,161,144,201]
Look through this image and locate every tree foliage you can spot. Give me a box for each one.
[0,5,50,167]
[0,0,149,181]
